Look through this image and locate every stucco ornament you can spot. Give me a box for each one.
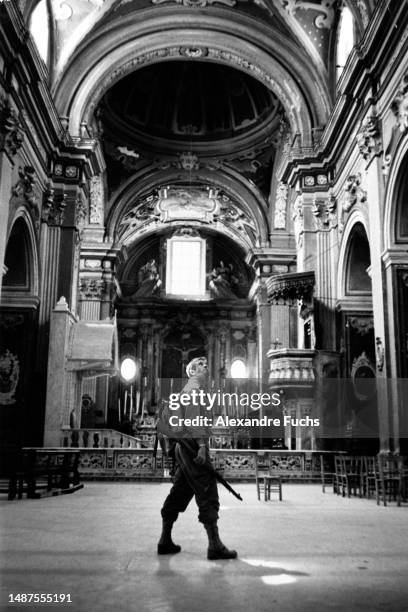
[280,0,335,29]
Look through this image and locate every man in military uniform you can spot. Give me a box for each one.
[157,356,237,560]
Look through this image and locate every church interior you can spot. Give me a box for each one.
[2,2,408,611]
[1,0,408,457]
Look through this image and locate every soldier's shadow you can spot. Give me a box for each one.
[155,555,310,608]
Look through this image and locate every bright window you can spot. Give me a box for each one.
[30,0,49,65]
[166,237,206,297]
[336,7,355,81]
[231,359,247,378]
[120,358,137,382]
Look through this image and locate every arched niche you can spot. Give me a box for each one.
[394,154,408,243]
[116,228,254,302]
[3,218,30,290]
[337,213,371,302]
[2,212,39,299]
[383,138,408,252]
[344,222,372,296]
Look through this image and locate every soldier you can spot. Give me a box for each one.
[157,356,237,560]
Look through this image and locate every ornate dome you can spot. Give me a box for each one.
[101,61,283,152]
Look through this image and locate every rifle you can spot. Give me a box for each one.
[152,430,159,468]
[177,439,243,502]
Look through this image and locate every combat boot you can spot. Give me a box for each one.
[157,519,181,555]
[204,522,237,560]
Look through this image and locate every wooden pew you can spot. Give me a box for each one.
[6,449,83,500]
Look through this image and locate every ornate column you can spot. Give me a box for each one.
[356,108,392,452]
[311,191,337,349]
[38,187,66,318]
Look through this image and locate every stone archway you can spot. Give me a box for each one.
[53,17,328,139]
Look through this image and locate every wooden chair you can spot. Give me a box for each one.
[361,456,378,499]
[334,455,345,496]
[377,454,403,507]
[320,454,336,493]
[255,455,282,501]
[341,456,364,498]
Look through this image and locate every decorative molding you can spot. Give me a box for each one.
[79,278,107,299]
[382,151,392,177]
[52,159,81,181]
[179,47,209,58]
[41,187,67,226]
[171,226,201,238]
[292,191,304,248]
[133,259,162,297]
[89,175,104,224]
[267,348,316,384]
[311,197,325,230]
[356,114,382,162]
[279,0,335,29]
[327,191,337,229]
[391,73,408,134]
[302,173,329,190]
[152,0,236,5]
[178,151,199,170]
[0,98,25,158]
[156,187,219,222]
[342,174,366,213]
[209,261,239,299]
[266,271,315,303]
[356,0,369,28]
[117,145,139,160]
[375,337,384,372]
[312,191,337,230]
[12,166,37,206]
[216,194,257,239]
[350,352,376,400]
[75,194,87,227]
[348,317,374,335]
[119,186,258,244]
[41,184,54,223]
[274,182,288,229]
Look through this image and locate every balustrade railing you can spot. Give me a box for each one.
[69,447,337,482]
[61,428,147,450]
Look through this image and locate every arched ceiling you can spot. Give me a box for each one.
[28,0,374,92]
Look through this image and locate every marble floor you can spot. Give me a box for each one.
[1,482,408,612]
